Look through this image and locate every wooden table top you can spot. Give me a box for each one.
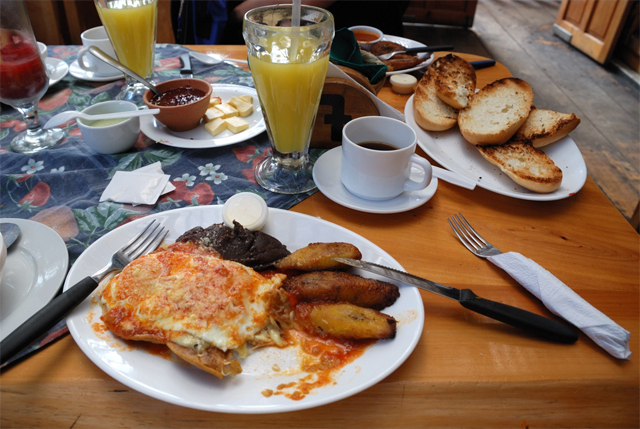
[2,46,638,428]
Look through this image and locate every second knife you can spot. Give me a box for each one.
[334,258,578,344]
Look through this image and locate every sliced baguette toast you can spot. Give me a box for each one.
[513,108,581,148]
[431,54,476,109]
[412,67,458,131]
[476,140,562,193]
[458,77,534,145]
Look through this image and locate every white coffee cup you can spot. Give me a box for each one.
[37,42,47,61]
[340,116,433,200]
[77,26,119,77]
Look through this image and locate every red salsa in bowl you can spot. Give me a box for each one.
[150,86,206,106]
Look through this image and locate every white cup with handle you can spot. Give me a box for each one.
[77,26,119,77]
[341,116,433,201]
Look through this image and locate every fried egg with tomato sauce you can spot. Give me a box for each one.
[99,241,286,378]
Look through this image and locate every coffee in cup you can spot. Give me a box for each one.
[77,26,119,77]
[341,116,432,200]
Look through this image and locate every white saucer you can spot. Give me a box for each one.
[0,219,69,341]
[313,147,438,214]
[46,58,69,86]
[69,59,123,82]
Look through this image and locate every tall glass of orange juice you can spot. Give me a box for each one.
[244,5,334,194]
[95,0,157,102]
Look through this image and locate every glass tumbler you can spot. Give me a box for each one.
[95,0,158,103]
[243,5,334,194]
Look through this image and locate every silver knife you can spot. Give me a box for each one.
[334,258,578,344]
[180,53,193,78]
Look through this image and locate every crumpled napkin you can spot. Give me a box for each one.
[488,251,631,359]
[100,162,175,206]
[330,28,388,85]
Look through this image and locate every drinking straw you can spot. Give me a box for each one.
[290,0,301,61]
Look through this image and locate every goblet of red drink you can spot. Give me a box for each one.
[0,0,65,153]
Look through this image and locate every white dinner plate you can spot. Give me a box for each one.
[65,205,424,413]
[0,219,69,341]
[69,59,123,82]
[405,95,588,201]
[313,147,438,213]
[380,34,435,76]
[140,84,266,149]
[46,58,69,86]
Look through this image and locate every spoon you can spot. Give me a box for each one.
[432,166,477,190]
[189,51,248,65]
[44,108,160,129]
[88,46,161,96]
[0,223,20,249]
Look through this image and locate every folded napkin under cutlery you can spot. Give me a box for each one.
[488,252,631,359]
[100,162,174,206]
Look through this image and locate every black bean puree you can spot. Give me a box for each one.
[176,221,290,270]
[151,86,206,106]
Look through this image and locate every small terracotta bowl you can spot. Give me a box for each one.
[143,78,212,132]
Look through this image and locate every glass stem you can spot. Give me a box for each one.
[16,104,44,136]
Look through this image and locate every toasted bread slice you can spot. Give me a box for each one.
[513,108,580,148]
[413,67,458,131]
[431,54,476,109]
[167,342,242,379]
[476,140,562,193]
[458,77,534,145]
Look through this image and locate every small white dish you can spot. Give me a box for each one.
[140,84,265,149]
[348,25,383,50]
[46,58,69,86]
[0,219,69,341]
[77,100,141,154]
[69,59,123,82]
[313,146,438,214]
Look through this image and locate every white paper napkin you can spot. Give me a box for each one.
[100,162,174,206]
[488,251,631,359]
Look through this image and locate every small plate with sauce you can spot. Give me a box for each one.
[140,84,266,149]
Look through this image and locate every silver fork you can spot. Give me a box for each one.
[448,213,503,258]
[0,220,168,365]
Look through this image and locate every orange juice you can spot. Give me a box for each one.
[249,38,329,154]
[97,0,157,78]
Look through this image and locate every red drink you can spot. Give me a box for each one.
[0,29,48,106]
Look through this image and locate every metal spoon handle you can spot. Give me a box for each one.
[88,46,161,96]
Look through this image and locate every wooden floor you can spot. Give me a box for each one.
[403,0,640,223]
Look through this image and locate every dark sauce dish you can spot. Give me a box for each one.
[143,78,212,132]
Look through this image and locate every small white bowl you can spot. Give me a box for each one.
[77,101,141,155]
[348,25,383,50]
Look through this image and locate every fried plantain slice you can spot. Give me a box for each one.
[294,302,396,340]
[274,242,362,271]
[284,271,399,310]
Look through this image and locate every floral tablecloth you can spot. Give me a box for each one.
[0,44,321,365]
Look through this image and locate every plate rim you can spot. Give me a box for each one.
[139,84,266,149]
[0,218,69,340]
[404,94,588,201]
[313,146,438,214]
[64,205,425,413]
[68,59,123,82]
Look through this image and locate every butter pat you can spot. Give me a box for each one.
[203,107,224,123]
[228,96,253,117]
[223,192,268,231]
[214,103,238,118]
[225,116,249,133]
[390,74,417,94]
[204,118,226,136]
